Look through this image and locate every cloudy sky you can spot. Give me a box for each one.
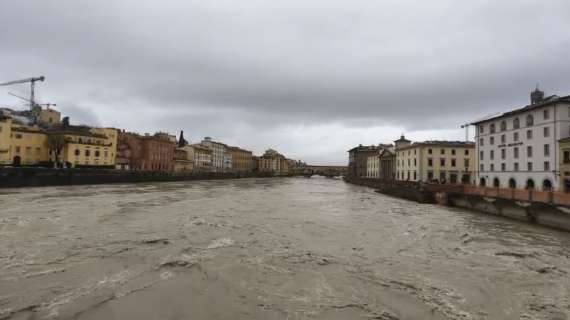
[1,0,569,164]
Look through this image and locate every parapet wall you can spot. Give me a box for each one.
[345,176,570,232]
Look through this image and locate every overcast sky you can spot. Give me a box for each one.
[1,0,569,164]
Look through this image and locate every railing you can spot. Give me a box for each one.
[424,183,570,207]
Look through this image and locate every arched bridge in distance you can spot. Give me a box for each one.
[301,165,347,178]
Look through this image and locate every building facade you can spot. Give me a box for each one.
[227,146,253,173]
[348,145,386,178]
[201,137,228,172]
[472,90,570,191]
[559,138,570,192]
[396,140,475,184]
[258,149,289,176]
[117,131,176,171]
[173,147,194,172]
[366,154,380,179]
[0,116,49,166]
[379,147,396,180]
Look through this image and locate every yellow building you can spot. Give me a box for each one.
[396,140,476,184]
[48,126,118,168]
[0,116,50,166]
[227,146,253,173]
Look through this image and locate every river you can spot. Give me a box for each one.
[1,177,569,320]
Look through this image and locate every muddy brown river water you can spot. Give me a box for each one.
[1,177,570,319]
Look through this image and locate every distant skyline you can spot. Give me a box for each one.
[1,0,569,165]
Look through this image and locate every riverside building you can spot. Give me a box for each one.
[472,88,570,191]
[395,136,475,184]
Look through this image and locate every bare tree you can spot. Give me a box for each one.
[48,134,66,168]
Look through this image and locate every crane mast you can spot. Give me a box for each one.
[0,76,45,110]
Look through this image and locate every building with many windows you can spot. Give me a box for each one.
[227,146,253,173]
[395,139,475,184]
[201,137,229,173]
[472,89,570,191]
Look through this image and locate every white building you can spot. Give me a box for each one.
[201,137,228,173]
[472,89,570,191]
[366,154,380,179]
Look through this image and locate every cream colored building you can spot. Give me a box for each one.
[396,140,476,184]
[366,154,380,179]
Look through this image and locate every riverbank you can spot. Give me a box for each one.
[0,167,285,188]
[345,176,570,232]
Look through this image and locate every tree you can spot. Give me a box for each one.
[48,134,66,168]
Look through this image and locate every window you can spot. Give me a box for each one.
[440,158,446,166]
[428,158,433,166]
[527,130,533,139]
[490,150,495,160]
[451,149,456,155]
[95,150,100,157]
[74,149,80,156]
[428,171,434,180]
[513,118,520,129]
[85,150,91,157]
[528,162,533,171]
[479,125,485,134]
[544,126,550,137]
[414,159,417,166]
[501,134,506,144]
[490,123,496,133]
[544,144,550,156]
[440,149,445,155]
[480,164,484,172]
[15,146,20,153]
[501,163,506,171]
[464,150,469,155]
[480,138,484,146]
[490,163,495,171]
[15,134,22,139]
[544,109,550,120]
[564,151,570,163]
[527,146,533,157]
[451,159,456,167]
[514,132,519,142]
[464,159,469,168]
[490,136,495,145]
[514,147,519,159]
[526,114,534,126]
[480,151,484,160]
[514,162,519,171]
[500,121,507,131]
[544,161,550,171]
[501,149,506,160]
[428,149,432,154]
[413,171,417,180]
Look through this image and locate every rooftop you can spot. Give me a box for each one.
[470,94,570,125]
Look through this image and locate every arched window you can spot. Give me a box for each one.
[526,179,535,190]
[543,179,553,191]
[526,114,534,127]
[500,121,507,131]
[74,149,80,156]
[480,178,486,187]
[508,178,517,189]
[493,178,500,188]
[85,150,91,157]
[513,118,520,129]
[490,123,496,133]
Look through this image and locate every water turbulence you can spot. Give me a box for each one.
[1,177,570,319]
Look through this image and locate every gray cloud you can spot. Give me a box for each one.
[1,0,569,164]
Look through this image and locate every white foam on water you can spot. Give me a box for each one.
[207,238,234,249]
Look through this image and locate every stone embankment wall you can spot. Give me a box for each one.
[0,168,264,188]
[345,177,570,232]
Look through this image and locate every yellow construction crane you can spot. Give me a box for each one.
[0,76,45,110]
